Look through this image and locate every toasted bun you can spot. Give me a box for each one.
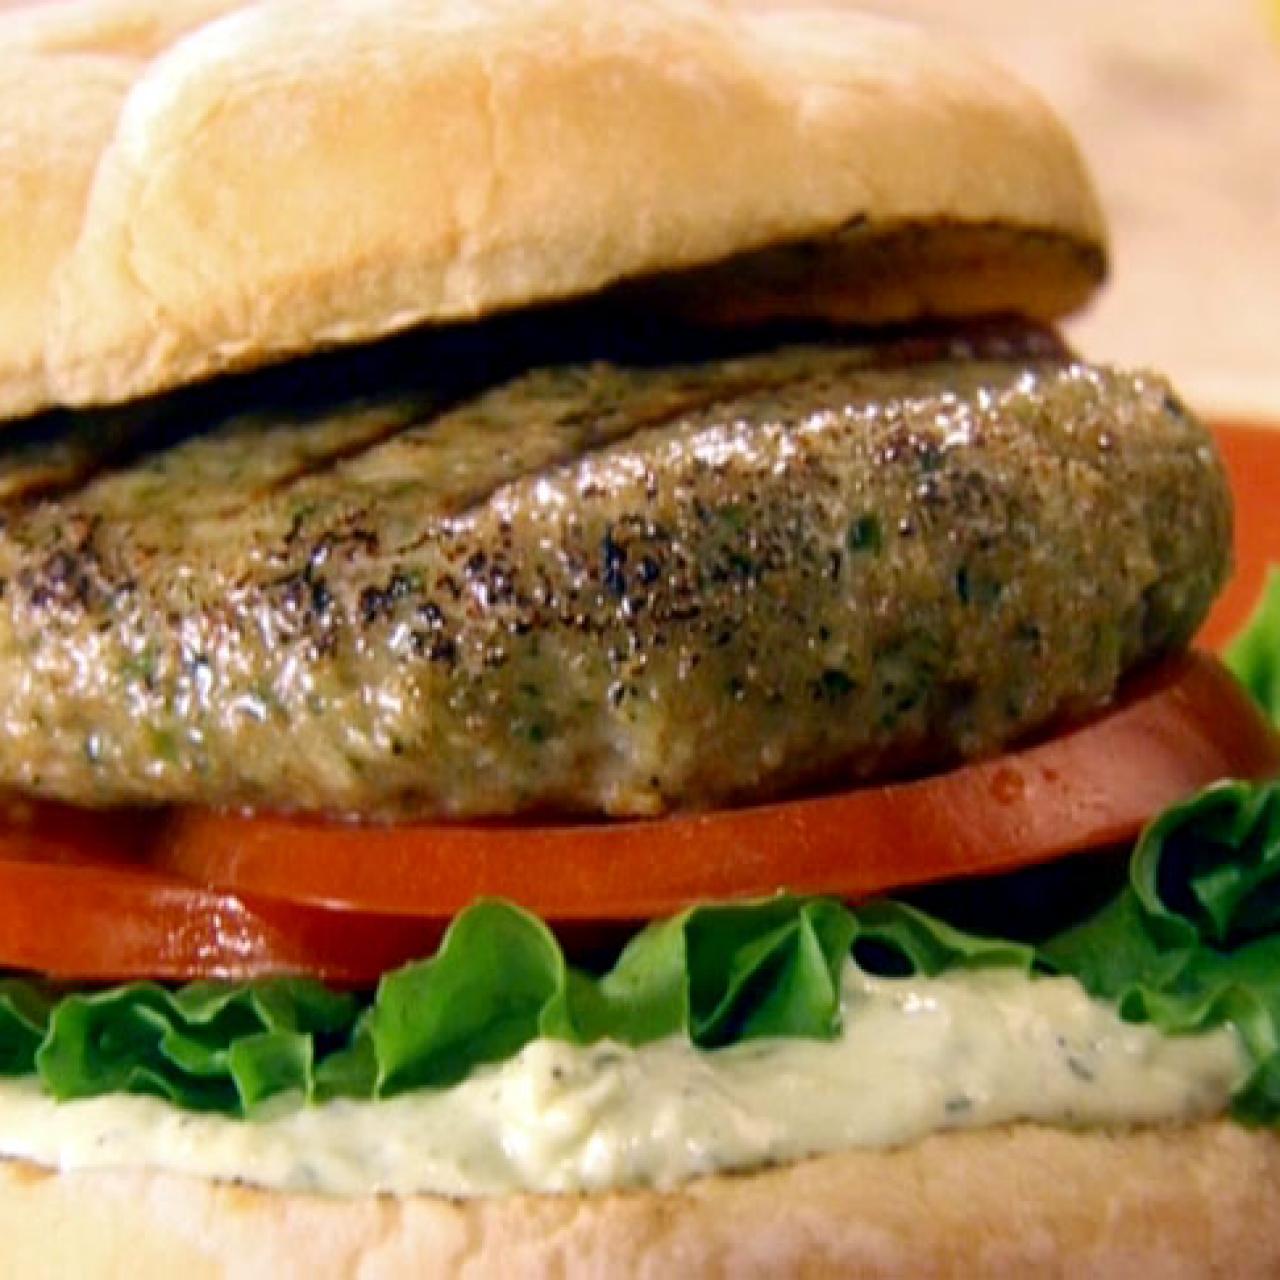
[0,0,1104,415]
[1,1122,1277,1277]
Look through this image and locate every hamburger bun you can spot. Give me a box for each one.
[0,49,130,418]
[4,0,1103,414]
[0,0,250,59]
[2,1123,1279,1278]
[0,4,1269,1279]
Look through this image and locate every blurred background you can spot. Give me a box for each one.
[850,0,1280,420]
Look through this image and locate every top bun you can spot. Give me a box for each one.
[2,0,1107,415]
[0,0,249,59]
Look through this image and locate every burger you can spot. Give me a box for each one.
[0,0,1278,1274]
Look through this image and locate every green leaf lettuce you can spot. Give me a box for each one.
[1227,567,1280,723]
[2,780,1280,1122]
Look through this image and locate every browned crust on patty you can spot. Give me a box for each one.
[0,340,1230,819]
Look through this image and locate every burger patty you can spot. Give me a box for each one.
[0,319,1230,819]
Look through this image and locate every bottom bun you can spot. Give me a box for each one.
[0,1121,1277,1277]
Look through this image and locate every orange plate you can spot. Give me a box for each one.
[1201,422,1280,648]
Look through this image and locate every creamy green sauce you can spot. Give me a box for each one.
[0,968,1245,1197]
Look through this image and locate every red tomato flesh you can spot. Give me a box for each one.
[0,655,1274,981]
[0,427,1275,983]
[0,801,442,981]
[154,653,1279,924]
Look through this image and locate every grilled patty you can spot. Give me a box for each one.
[0,319,1230,819]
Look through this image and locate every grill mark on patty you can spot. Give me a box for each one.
[248,319,1070,530]
[260,377,793,524]
[0,406,170,506]
[252,402,436,500]
[0,312,1065,515]
[0,315,1223,820]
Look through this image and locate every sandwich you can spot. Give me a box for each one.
[0,0,1278,1273]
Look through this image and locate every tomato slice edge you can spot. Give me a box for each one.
[0,856,444,983]
[154,652,1280,922]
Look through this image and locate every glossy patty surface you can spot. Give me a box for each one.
[0,319,1230,818]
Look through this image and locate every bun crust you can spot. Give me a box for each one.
[0,51,131,419]
[0,0,250,59]
[0,0,1105,413]
[0,2,254,419]
[2,1121,1280,1280]
[615,221,1105,330]
[1,1121,1276,1277]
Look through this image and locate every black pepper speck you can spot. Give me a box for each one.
[0,318,1230,819]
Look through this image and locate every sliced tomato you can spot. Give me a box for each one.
[0,805,442,981]
[155,652,1280,923]
[3,652,1274,980]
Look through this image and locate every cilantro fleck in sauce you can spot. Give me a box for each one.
[0,968,1244,1197]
